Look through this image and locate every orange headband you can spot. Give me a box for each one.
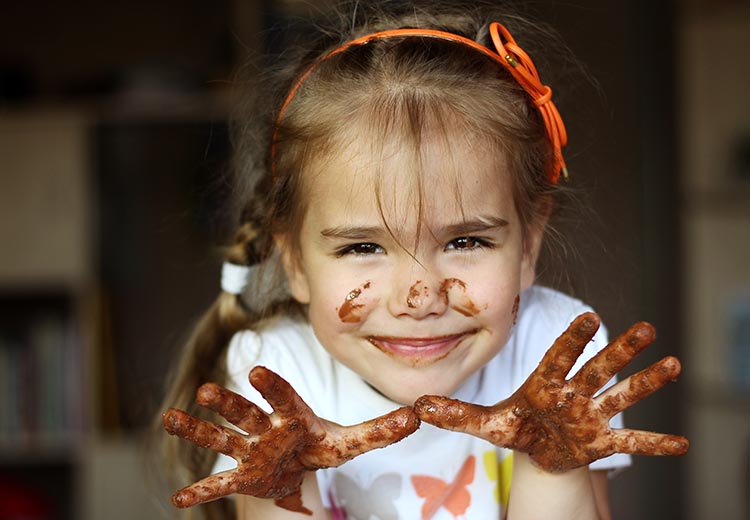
[272,22,568,184]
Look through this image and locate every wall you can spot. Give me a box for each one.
[680,4,750,519]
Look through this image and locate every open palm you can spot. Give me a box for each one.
[163,366,419,514]
[414,312,689,472]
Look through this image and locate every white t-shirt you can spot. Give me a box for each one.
[214,285,631,519]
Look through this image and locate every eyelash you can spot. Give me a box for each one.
[335,242,385,257]
[336,236,493,257]
[445,236,494,251]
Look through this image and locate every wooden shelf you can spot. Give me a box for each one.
[687,385,750,411]
[682,186,750,215]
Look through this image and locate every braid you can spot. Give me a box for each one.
[153,222,273,519]
[224,221,261,266]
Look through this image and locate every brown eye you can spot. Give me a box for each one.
[446,237,492,251]
[337,243,385,256]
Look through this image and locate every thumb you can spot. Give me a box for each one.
[302,407,420,468]
[413,395,490,433]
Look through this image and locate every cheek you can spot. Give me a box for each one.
[336,281,374,323]
[463,271,522,324]
[441,278,484,317]
[454,241,525,311]
[311,279,378,328]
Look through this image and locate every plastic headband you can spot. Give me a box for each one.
[272,22,568,184]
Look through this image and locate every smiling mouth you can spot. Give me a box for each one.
[366,330,477,362]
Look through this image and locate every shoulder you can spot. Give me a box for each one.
[224,315,332,412]
[226,315,314,376]
[509,285,609,375]
[519,285,594,325]
[516,285,608,341]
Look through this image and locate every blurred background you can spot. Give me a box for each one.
[0,0,747,519]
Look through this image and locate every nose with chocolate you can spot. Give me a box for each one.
[407,280,428,308]
[338,281,372,323]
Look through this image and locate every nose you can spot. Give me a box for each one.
[387,266,448,319]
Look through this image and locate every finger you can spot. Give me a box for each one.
[249,366,313,418]
[571,321,656,397]
[171,469,241,508]
[196,382,272,434]
[534,312,600,383]
[163,408,249,460]
[308,406,420,467]
[413,395,513,442]
[337,406,420,453]
[612,428,689,456]
[596,356,681,417]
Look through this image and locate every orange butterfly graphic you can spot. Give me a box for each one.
[410,455,476,519]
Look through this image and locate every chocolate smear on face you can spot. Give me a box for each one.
[512,294,520,325]
[338,282,371,323]
[407,280,425,308]
[440,278,481,317]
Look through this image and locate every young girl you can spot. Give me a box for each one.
[159,1,688,518]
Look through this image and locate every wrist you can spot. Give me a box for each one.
[507,452,598,520]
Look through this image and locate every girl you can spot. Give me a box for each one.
[159,1,688,519]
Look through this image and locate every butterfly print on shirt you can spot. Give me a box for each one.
[410,455,476,519]
[330,472,402,520]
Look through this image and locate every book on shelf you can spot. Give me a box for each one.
[0,303,83,451]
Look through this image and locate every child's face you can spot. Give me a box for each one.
[279,132,542,405]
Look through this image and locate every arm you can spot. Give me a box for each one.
[415,313,688,519]
[590,470,612,520]
[509,453,598,520]
[504,460,611,520]
[163,366,419,514]
[236,473,329,519]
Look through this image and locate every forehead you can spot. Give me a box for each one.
[304,123,515,226]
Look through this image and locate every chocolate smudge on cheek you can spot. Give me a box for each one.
[337,281,371,323]
[440,278,482,317]
[512,294,520,325]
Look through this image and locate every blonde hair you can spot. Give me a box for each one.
[155,2,578,518]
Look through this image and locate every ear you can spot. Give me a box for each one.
[274,235,311,304]
[520,203,551,290]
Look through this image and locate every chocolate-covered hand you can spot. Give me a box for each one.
[163,366,419,514]
[414,312,689,473]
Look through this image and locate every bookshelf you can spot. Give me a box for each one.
[0,109,95,519]
[0,104,232,518]
[0,2,261,518]
[0,292,82,449]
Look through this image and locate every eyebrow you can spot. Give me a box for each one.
[320,226,384,240]
[442,216,509,236]
[320,216,509,241]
